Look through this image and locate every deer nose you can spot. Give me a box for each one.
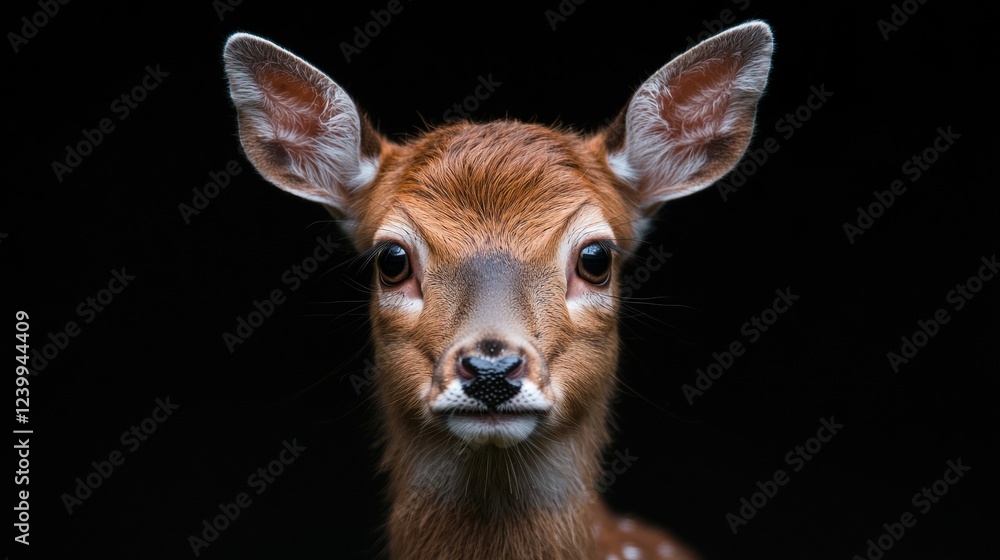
[459,355,524,409]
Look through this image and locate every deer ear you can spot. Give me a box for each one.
[223,33,384,219]
[603,21,773,211]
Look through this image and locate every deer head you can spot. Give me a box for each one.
[224,21,772,559]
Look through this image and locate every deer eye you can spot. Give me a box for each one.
[377,243,411,286]
[577,242,611,285]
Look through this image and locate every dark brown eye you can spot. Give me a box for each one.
[577,242,611,285]
[377,243,411,285]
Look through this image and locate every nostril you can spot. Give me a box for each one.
[457,357,477,380]
[503,359,525,381]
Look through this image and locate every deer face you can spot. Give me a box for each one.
[352,121,634,448]
[223,22,772,450]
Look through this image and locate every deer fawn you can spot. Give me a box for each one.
[224,20,773,559]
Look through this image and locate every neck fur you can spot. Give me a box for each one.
[381,413,609,559]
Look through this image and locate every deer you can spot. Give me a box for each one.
[223,20,773,560]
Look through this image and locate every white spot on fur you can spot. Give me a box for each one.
[567,292,612,317]
[377,292,422,313]
[657,542,676,557]
[607,151,637,184]
[622,543,642,559]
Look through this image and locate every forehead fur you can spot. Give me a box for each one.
[359,121,634,259]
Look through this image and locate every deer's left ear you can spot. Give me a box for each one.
[223,33,385,228]
[601,21,773,212]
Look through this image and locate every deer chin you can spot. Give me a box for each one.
[431,378,553,447]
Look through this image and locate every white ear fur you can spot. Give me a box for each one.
[607,21,773,207]
[223,33,379,213]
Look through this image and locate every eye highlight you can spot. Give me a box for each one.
[576,242,612,285]
[377,243,411,286]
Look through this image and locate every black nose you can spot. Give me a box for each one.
[460,356,524,409]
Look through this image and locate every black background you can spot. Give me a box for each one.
[5,1,998,558]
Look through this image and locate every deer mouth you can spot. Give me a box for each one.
[439,410,544,447]
[441,408,546,420]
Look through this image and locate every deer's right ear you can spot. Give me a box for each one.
[223,33,383,217]
[600,21,773,217]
